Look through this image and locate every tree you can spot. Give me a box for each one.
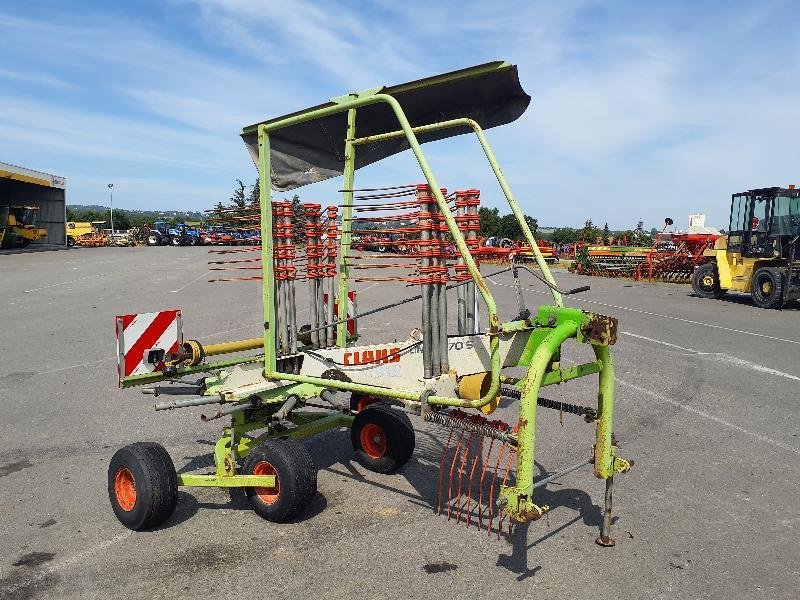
[551,227,580,244]
[478,206,500,238]
[579,219,602,243]
[524,215,538,236]
[248,178,260,209]
[602,222,610,244]
[231,179,246,215]
[498,213,522,240]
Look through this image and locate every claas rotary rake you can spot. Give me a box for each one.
[107,61,633,545]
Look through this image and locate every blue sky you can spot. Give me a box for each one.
[1,0,798,229]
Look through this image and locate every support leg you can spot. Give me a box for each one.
[595,476,615,547]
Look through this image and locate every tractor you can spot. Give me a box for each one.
[692,186,800,308]
[0,205,48,248]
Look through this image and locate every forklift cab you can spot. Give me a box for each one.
[728,187,800,259]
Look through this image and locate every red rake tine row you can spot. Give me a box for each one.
[477,436,496,531]
[446,431,466,521]
[445,430,465,518]
[454,431,475,524]
[461,435,484,528]
[437,427,456,515]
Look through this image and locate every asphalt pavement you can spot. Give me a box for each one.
[1,246,798,599]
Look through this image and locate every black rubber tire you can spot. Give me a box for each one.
[170,236,181,246]
[691,263,726,299]
[751,267,785,309]
[351,404,415,474]
[66,236,75,248]
[243,439,317,522]
[108,442,178,530]
[146,233,161,246]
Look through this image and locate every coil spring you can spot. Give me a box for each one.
[424,409,516,445]
[500,387,597,421]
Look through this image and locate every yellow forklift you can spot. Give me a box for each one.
[692,186,800,308]
[0,205,48,248]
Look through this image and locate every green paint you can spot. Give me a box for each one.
[258,125,277,374]
[337,107,357,347]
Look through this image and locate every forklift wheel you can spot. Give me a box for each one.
[691,263,725,299]
[751,267,785,309]
[243,439,317,522]
[351,404,415,474]
[108,443,178,530]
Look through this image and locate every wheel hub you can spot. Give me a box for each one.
[360,423,387,458]
[114,467,137,512]
[252,461,280,504]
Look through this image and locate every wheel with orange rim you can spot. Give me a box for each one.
[108,442,177,531]
[243,439,317,522]
[351,404,415,474]
[350,393,381,413]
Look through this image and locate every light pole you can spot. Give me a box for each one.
[108,183,114,232]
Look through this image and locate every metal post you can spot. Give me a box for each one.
[285,205,298,366]
[257,126,277,374]
[326,206,338,347]
[108,183,114,233]
[337,107,357,347]
[305,205,321,349]
[436,188,449,373]
[596,476,615,547]
[418,186,433,379]
[455,193,467,335]
[465,190,479,334]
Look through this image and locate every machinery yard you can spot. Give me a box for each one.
[1,246,798,599]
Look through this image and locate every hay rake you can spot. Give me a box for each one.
[107,62,632,547]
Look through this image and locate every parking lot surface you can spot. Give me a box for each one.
[1,247,798,599]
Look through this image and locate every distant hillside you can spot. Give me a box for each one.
[68,205,205,222]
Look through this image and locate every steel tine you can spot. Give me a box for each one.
[455,432,474,524]
[437,428,455,515]
[446,430,466,520]
[463,434,484,528]
[477,436,496,531]
[487,443,507,536]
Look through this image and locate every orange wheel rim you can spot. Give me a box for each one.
[360,423,387,459]
[114,467,137,512]
[252,461,280,504]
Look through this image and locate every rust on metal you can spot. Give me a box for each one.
[582,313,618,346]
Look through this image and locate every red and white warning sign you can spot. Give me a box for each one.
[115,310,182,383]
[323,291,357,336]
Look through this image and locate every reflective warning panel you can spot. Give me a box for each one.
[115,310,182,384]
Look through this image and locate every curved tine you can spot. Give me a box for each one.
[463,435,484,528]
[437,428,456,515]
[477,436,496,531]
[455,432,475,524]
[487,444,507,536]
[446,430,466,520]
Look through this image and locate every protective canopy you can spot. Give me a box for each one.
[241,61,531,191]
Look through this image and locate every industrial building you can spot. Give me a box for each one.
[0,160,66,248]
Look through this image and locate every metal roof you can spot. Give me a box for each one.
[0,161,66,189]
